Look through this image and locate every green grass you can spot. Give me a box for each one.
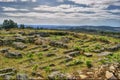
[0,29,120,79]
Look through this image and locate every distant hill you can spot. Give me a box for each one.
[24,25,120,32]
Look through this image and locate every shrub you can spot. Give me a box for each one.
[95,44,102,49]
[70,59,83,66]
[37,52,43,59]
[86,60,92,68]
[27,53,34,59]
[74,46,81,51]
[32,65,38,71]
[44,66,51,73]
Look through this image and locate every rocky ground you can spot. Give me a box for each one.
[0,29,120,80]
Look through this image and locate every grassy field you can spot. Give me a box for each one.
[0,29,120,79]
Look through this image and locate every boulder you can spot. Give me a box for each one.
[61,37,71,43]
[48,71,66,79]
[46,53,56,57]
[98,52,113,56]
[3,75,11,80]
[2,37,15,45]
[4,52,22,58]
[65,55,73,62]
[16,74,28,80]
[39,32,50,37]
[0,48,9,53]
[68,51,80,57]
[49,41,68,48]
[0,68,16,74]
[15,36,26,43]
[13,42,27,50]
[0,68,16,77]
[63,49,76,54]
[49,64,56,67]
[83,53,93,57]
[79,75,87,79]
[34,38,42,45]
[31,72,43,78]
[0,39,3,46]
[27,36,35,43]
[108,44,120,51]
[105,71,117,79]
[109,65,116,73]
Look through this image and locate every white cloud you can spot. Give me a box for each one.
[0,0,16,2]
[109,9,120,13]
[0,0,36,2]
[0,0,119,26]
[2,7,29,11]
[2,7,17,11]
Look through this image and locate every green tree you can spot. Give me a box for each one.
[2,19,18,29]
[20,24,25,29]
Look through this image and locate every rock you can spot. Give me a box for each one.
[0,48,9,53]
[42,45,48,48]
[0,68,16,77]
[39,32,50,37]
[42,48,49,51]
[16,74,28,80]
[105,71,117,79]
[13,42,27,50]
[109,65,116,73]
[34,38,43,45]
[29,77,44,80]
[0,68,16,74]
[15,36,26,43]
[98,52,113,56]
[93,50,101,53]
[2,38,14,46]
[0,72,15,77]
[83,53,93,57]
[48,71,66,79]
[65,55,73,62]
[68,51,80,57]
[4,52,22,58]
[49,41,68,48]
[63,49,76,54]
[61,37,71,43]
[46,53,56,57]
[31,72,43,78]
[3,75,11,80]
[86,72,94,75]
[18,31,25,35]
[50,68,59,72]
[49,64,56,67]
[79,75,87,79]
[27,36,35,43]
[0,39,3,46]
[65,73,73,79]
[108,44,120,51]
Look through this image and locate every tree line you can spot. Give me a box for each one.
[0,19,39,29]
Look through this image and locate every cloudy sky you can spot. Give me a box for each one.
[0,0,120,26]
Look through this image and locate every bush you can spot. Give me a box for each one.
[27,53,34,59]
[32,65,38,71]
[86,60,92,68]
[44,66,51,73]
[74,46,81,51]
[70,59,83,66]
[37,52,43,59]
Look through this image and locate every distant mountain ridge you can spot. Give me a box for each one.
[24,25,120,32]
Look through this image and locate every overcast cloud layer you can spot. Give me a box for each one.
[0,0,120,26]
